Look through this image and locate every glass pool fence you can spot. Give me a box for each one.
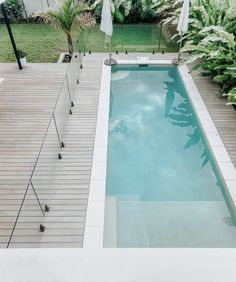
[6,53,83,247]
[75,24,179,54]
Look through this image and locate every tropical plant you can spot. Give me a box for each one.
[152,0,182,24]
[33,0,96,56]
[89,0,156,23]
[181,25,236,98]
[88,0,124,23]
[154,0,236,38]
[125,0,157,22]
[223,67,236,105]
[154,0,236,105]
[3,0,24,23]
[188,0,236,44]
[17,49,27,59]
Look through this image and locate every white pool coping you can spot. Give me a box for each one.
[83,59,236,248]
[1,249,236,282]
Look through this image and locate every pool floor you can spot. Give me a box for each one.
[104,66,236,247]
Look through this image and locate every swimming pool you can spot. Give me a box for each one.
[103,65,236,248]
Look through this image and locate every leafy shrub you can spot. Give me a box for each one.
[33,0,96,56]
[88,0,157,23]
[17,49,27,58]
[153,0,236,105]
[4,0,24,23]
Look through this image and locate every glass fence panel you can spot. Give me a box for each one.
[113,24,157,53]
[76,24,178,53]
[30,118,61,206]
[110,24,122,52]
[159,24,179,53]
[67,53,80,101]
[76,25,104,52]
[53,77,71,144]
[6,55,83,247]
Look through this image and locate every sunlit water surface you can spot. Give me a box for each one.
[104,66,236,247]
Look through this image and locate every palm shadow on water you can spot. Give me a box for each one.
[109,90,114,119]
[163,70,210,169]
[164,70,236,228]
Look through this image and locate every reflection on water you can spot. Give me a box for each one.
[163,74,210,169]
[104,66,236,247]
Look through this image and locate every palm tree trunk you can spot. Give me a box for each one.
[67,33,74,57]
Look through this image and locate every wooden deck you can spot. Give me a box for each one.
[190,71,236,165]
[0,53,236,248]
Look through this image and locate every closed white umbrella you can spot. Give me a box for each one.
[177,0,190,35]
[177,0,190,61]
[100,0,113,37]
[100,0,117,65]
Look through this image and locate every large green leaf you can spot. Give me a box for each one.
[181,44,209,53]
[225,88,236,105]
[213,74,230,83]
[213,64,230,71]
[217,29,236,47]
[114,9,124,23]
[182,53,206,64]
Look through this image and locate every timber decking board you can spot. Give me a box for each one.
[0,63,68,247]
[190,70,236,165]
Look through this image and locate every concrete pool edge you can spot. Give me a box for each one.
[83,62,111,248]
[83,59,236,248]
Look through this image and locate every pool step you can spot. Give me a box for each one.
[117,194,140,201]
[106,200,236,247]
[104,195,146,247]
[103,196,117,247]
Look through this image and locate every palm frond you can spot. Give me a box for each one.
[77,12,96,31]
[33,9,63,30]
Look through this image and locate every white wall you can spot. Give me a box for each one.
[22,0,64,17]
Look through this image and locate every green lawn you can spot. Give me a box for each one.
[0,24,178,63]
[0,24,67,63]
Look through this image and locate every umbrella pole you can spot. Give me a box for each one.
[110,35,112,59]
[158,23,163,53]
[104,35,117,66]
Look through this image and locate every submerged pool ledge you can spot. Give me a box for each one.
[83,59,236,248]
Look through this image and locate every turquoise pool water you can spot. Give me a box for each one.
[103,65,236,247]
